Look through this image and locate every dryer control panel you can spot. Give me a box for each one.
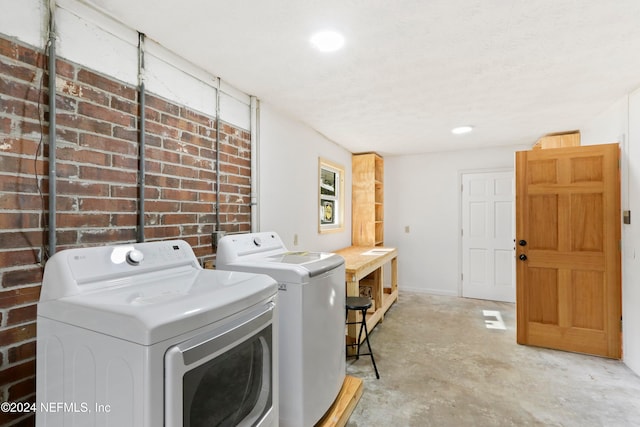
[40,240,200,301]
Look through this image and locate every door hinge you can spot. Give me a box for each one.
[621,316,623,332]
[461,273,463,281]
[461,229,464,237]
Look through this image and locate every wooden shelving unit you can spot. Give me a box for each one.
[352,153,384,246]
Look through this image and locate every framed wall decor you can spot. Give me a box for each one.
[318,158,344,233]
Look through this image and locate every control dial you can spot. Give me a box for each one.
[126,249,144,266]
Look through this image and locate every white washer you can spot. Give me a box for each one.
[216,232,346,427]
[37,240,278,427]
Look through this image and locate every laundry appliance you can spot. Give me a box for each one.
[216,231,345,427]
[36,239,278,427]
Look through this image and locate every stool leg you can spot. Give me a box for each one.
[355,309,366,359]
[360,308,380,379]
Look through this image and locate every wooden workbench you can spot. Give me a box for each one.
[333,246,398,343]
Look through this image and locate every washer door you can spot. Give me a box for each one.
[165,301,276,427]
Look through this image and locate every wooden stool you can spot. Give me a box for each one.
[345,296,380,379]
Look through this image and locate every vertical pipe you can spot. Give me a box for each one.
[250,96,259,232]
[137,33,146,242]
[215,78,221,231]
[47,1,57,256]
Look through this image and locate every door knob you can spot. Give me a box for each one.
[519,254,527,261]
[518,240,527,246]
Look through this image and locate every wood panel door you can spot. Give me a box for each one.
[515,143,621,358]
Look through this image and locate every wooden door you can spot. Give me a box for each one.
[515,143,621,358]
[461,171,515,302]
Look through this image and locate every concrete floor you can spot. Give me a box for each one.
[346,292,640,427]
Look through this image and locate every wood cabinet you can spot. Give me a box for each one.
[351,153,384,246]
[532,130,580,150]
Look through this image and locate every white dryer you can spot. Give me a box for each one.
[37,240,278,427]
[216,232,345,427]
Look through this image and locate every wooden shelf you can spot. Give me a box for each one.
[352,153,384,246]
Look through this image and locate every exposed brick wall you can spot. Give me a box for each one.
[0,35,251,426]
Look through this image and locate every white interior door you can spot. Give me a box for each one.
[461,170,515,302]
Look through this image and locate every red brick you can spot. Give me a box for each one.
[0,60,36,82]
[77,228,136,244]
[2,267,43,288]
[78,165,137,184]
[0,324,37,348]
[0,286,40,308]
[56,146,110,166]
[147,146,179,163]
[0,231,44,251]
[79,133,137,156]
[111,96,138,115]
[163,213,197,225]
[145,174,180,189]
[55,162,79,179]
[78,101,135,128]
[145,94,181,115]
[181,178,212,192]
[80,197,136,212]
[161,113,197,133]
[161,188,198,202]
[55,58,75,79]
[58,212,111,228]
[182,154,213,170]
[162,163,197,179]
[0,192,42,210]
[0,359,35,387]
[56,112,112,136]
[7,340,36,363]
[112,125,138,142]
[56,180,109,197]
[181,202,213,213]
[112,153,138,170]
[138,225,181,240]
[7,304,37,326]
[0,212,40,229]
[145,200,180,213]
[145,121,179,139]
[0,97,40,120]
[0,77,40,103]
[8,377,35,401]
[55,94,78,112]
[111,184,139,198]
[111,213,137,227]
[77,68,136,100]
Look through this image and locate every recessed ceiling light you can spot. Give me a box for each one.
[310,30,345,52]
[451,126,473,134]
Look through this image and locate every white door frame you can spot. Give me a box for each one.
[458,168,515,301]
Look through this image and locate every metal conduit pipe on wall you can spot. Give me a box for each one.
[137,32,146,243]
[47,0,57,257]
[250,96,259,232]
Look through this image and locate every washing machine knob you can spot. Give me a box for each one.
[253,237,262,246]
[126,249,144,265]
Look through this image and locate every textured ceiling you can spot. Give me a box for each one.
[83,0,640,156]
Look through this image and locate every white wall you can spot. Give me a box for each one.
[385,145,528,295]
[257,102,352,252]
[581,90,640,376]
